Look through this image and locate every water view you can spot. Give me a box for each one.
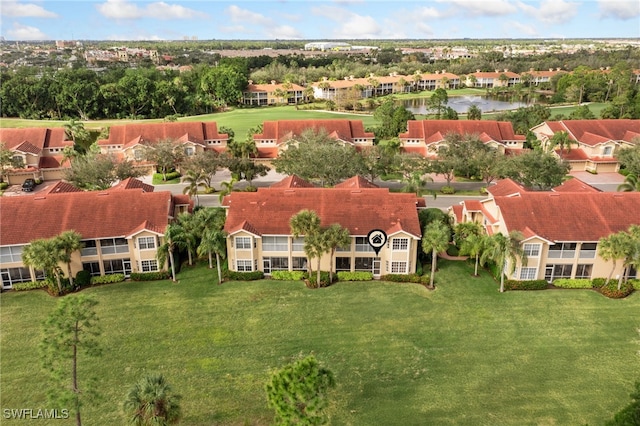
[403,95,530,115]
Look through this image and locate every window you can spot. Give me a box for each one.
[545,264,573,282]
[548,243,577,259]
[292,257,307,271]
[523,243,540,257]
[603,146,613,156]
[1,267,31,287]
[292,238,305,252]
[391,261,407,274]
[262,236,288,252]
[82,262,101,277]
[103,258,131,276]
[354,257,374,271]
[263,257,288,274]
[0,246,23,263]
[575,264,593,279]
[137,236,156,250]
[235,237,251,250]
[184,146,195,156]
[579,243,597,259]
[336,257,351,272]
[236,260,253,272]
[81,240,97,256]
[140,260,159,272]
[134,149,143,161]
[519,267,537,280]
[392,238,409,251]
[100,238,129,255]
[355,237,374,252]
[336,239,351,252]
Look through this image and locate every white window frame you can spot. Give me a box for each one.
[391,261,407,274]
[602,146,613,156]
[262,236,288,252]
[138,236,156,250]
[519,267,537,280]
[140,260,159,272]
[0,246,23,263]
[391,238,409,251]
[235,236,252,250]
[523,243,540,257]
[236,260,253,272]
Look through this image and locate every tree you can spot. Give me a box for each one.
[123,373,181,426]
[22,238,64,294]
[181,150,224,192]
[65,151,143,191]
[427,88,448,118]
[357,144,399,183]
[56,231,84,289]
[599,231,633,290]
[143,139,185,181]
[481,231,526,293]
[227,157,269,187]
[182,169,208,206]
[265,355,335,426]
[421,221,450,289]
[617,173,640,192]
[372,98,415,139]
[41,295,101,426]
[64,119,90,151]
[157,223,185,282]
[195,208,227,284]
[548,131,575,158]
[200,65,247,108]
[498,150,570,190]
[174,213,198,266]
[290,210,322,278]
[218,177,237,203]
[460,233,489,277]
[605,381,640,426]
[617,144,640,177]
[467,104,482,120]
[0,142,24,182]
[322,224,351,284]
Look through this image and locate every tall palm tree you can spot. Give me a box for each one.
[174,213,198,266]
[549,131,576,158]
[123,373,181,426]
[480,231,526,293]
[22,238,64,293]
[56,230,84,289]
[157,224,183,282]
[182,169,208,206]
[459,232,488,277]
[197,228,227,284]
[599,231,632,289]
[290,210,322,278]
[617,173,640,192]
[322,224,351,283]
[421,221,450,289]
[218,177,237,203]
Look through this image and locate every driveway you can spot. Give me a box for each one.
[569,171,624,192]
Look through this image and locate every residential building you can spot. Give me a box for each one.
[398,120,526,157]
[465,69,521,88]
[0,182,191,289]
[519,68,566,86]
[450,178,640,282]
[0,127,73,184]
[242,80,306,106]
[222,176,423,277]
[530,119,640,173]
[251,119,375,161]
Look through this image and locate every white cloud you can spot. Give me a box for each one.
[417,7,443,19]
[96,0,203,20]
[311,5,381,38]
[267,25,303,39]
[517,0,579,24]
[226,5,272,26]
[0,0,57,18]
[106,33,165,41]
[597,0,640,20]
[416,22,435,36]
[509,20,538,36]
[441,0,518,16]
[5,22,48,39]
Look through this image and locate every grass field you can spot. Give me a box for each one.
[1,260,638,425]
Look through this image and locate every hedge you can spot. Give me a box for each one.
[0,182,8,190]
[130,271,171,281]
[75,270,91,288]
[630,279,640,290]
[223,270,264,281]
[337,271,373,281]
[380,274,423,283]
[90,274,126,285]
[440,185,455,194]
[552,278,594,289]
[503,279,548,290]
[599,280,634,299]
[12,281,48,291]
[271,271,305,281]
[304,271,335,288]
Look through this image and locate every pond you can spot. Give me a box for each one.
[402,95,530,115]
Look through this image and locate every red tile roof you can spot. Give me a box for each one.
[487,178,529,197]
[552,178,601,193]
[0,190,173,246]
[0,127,71,151]
[109,177,154,193]
[38,156,70,169]
[223,187,422,238]
[254,120,374,145]
[399,120,525,143]
[270,175,316,188]
[45,181,83,194]
[98,122,228,148]
[334,176,379,189]
[495,192,640,242]
[542,120,640,146]
[245,82,305,92]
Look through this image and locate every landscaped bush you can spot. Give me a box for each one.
[304,271,335,288]
[0,182,8,190]
[223,270,264,281]
[591,278,607,288]
[420,274,431,286]
[629,279,640,290]
[337,271,373,281]
[415,262,423,276]
[380,274,423,283]
[130,271,171,281]
[244,186,258,192]
[75,270,91,288]
[599,280,634,299]
[164,171,181,181]
[271,270,305,281]
[90,273,126,285]
[446,245,460,256]
[503,279,548,290]
[12,281,48,291]
[440,185,456,194]
[552,278,594,289]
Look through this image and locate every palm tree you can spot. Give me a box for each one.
[421,221,450,289]
[182,169,208,206]
[64,119,89,146]
[290,210,322,278]
[123,373,181,426]
[22,238,64,293]
[460,233,489,277]
[549,131,576,158]
[617,173,640,192]
[322,224,351,283]
[218,177,237,203]
[198,228,227,284]
[467,104,482,120]
[481,231,526,293]
[174,213,198,266]
[157,223,184,282]
[599,231,632,289]
[56,230,84,289]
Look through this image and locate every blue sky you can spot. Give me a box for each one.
[1,0,639,41]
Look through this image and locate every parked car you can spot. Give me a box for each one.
[22,178,36,192]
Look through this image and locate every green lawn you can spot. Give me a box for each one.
[1,261,638,425]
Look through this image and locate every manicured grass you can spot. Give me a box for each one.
[1,260,638,425]
[152,173,181,185]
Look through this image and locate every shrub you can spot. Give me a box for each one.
[223,270,264,281]
[420,274,431,285]
[336,271,373,281]
[34,178,43,184]
[440,185,455,194]
[415,262,423,276]
[12,280,48,291]
[271,270,305,281]
[591,278,607,288]
[244,186,258,192]
[0,182,8,190]
[380,274,422,283]
[599,280,634,299]
[164,171,181,181]
[75,270,92,288]
[629,279,640,290]
[503,279,548,290]
[552,278,593,289]
[130,271,171,281]
[90,273,125,285]
[304,271,335,288]
[446,245,459,256]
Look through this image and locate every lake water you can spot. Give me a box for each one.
[403,95,529,115]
